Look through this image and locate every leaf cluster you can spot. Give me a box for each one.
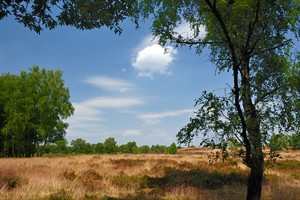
[1,0,139,34]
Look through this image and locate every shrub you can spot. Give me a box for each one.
[167,143,177,154]
[0,169,23,190]
[61,170,77,181]
[79,169,102,192]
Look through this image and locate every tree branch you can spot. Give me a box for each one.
[254,86,280,106]
[250,39,293,57]
[173,36,222,45]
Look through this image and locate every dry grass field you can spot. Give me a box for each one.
[0,148,299,200]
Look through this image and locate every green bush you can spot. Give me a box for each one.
[167,143,177,154]
[269,134,289,151]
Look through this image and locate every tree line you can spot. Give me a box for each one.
[0,66,74,157]
[44,137,178,155]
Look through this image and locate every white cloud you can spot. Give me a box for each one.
[82,97,145,108]
[174,22,206,39]
[139,109,194,124]
[123,129,142,136]
[132,37,177,78]
[132,22,206,78]
[84,76,135,93]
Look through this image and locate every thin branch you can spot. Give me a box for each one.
[245,0,261,54]
[173,37,222,45]
[254,86,280,106]
[250,39,293,57]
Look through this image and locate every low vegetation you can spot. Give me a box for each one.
[0,149,299,200]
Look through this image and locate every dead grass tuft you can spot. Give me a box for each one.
[79,169,103,192]
[0,168,25,191]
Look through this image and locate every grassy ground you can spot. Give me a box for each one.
[0,149,299,200]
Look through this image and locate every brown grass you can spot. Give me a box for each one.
[0,149,299,200]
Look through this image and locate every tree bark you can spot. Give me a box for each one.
[241,58,264,200]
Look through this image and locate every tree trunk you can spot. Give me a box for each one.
[247,154,263,200]
[241,58,264,200]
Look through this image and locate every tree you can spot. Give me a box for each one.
[71,138,88,154]
[0,66,74,157]
[93,142,105,154]
[0,0,138,34]
[139,1,300,199]
[55,139,69,154]
[269,134,289,151]
[167,142,177,154]
[289,133,300,150]
[21,66,74,155]
[104,137,118,154]
[118,141,137,153]
[151,144,167,153]
[138,145,150,154]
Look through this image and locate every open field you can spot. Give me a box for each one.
[0,149,299,200]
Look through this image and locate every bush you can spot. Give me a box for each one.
[0,169,23,190]
[167,143,177,154]
[289,133,300,150]
[269,133,289,151]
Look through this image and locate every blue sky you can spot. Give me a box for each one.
[0,17,232,146]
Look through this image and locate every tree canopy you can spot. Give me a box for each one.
[0,0,138,33]
[0,66,74,157]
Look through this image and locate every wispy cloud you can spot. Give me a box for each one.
[138,109,194,124]
[123,129,142,136]
[81,97,145,108]
[66,96,145,140]
[84,76,135,93]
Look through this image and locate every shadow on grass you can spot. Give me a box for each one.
[146,168,247,190]
[45,168,247,200]
[102,168,247,200]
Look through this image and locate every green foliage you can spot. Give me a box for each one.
[0,66,74,157]
[93,142,105,154]
[104,137,118,154]
[118,141,138,153]
[289,133,300,150]
[151,145,167,153]
[1,0,139,34]
[167,143,177,154]
[138,145,151,154]
[269,134,289,151]
[71,138,92,154]
[268,133,300,151]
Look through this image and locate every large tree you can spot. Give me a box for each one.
[0,66,74,157]
[137,1,300,199]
